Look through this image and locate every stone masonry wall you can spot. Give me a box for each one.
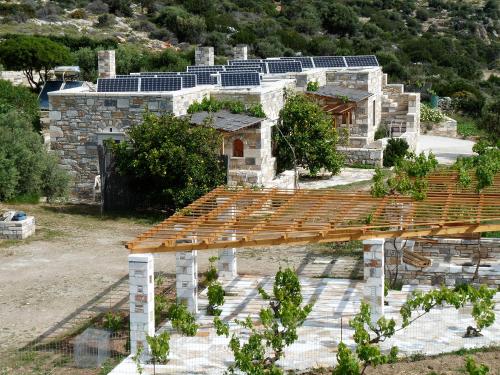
[391,238,500,287]
[195,46,214,66]
[49,89,210,199]
[338,146,383,167]
[0,216,35,239]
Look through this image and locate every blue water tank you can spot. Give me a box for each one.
[12,211,27,221]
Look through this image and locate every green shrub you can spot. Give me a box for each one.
[374,123,390,140]
[306,80,319,92]
[421,104,445,123]
[207,282,225,316]
[103,312,124,332]
[383,138,409,167]
[69,8,87,19]
[167,303,199,336]
[465,356,489,375]
[146,331,170,366]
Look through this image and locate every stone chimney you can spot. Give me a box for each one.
[195,46,214,66]
[233,45,248,61]
[97,50,116,79]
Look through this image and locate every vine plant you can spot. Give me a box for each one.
[335,284,497,374]
[215,268,314,374]
[206,256,225,316]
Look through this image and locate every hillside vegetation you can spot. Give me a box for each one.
[0,0,498,139]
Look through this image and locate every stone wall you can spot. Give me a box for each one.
[338,146,383,167]
[294,69,327,91]
[225,120,276,186]
[388,238,500,287]
[421,116,457,137]
[97,50,116,79]
[0,216,36,240]
[233,45,248,61]
[49,89,210,199]
[381,83,420,134]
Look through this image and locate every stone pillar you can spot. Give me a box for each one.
[363,239,385,324]
[218,249,237,280]
[216,197,238,280]
[176,251,198,313]
[129,254,155,357]
[98,50,116,79]
[195,46,214,66]
[233,44,248,61]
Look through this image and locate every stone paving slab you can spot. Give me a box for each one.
[111,276,499,374]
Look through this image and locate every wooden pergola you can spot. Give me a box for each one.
[127,172,500,254]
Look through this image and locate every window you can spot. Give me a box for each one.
[233,139,244,157]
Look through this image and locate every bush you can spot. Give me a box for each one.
[69,8,87,19]
[96,14,115,28]
[416,8,429,21]
[167,303,199,336]
[86,0,109,14]
[0,111,69,202]
[478,97,500,143]
[421,104,445,123]
[111,113,226,212]
[306,81,319,92]
[374,123,390,140]
[383,138,409,167]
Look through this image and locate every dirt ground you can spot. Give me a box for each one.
[0,202,358,354]
[304,349,500,374]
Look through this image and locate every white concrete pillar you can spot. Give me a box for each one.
[362,239,385,324]
[128,254,155,357]
[97,50,116,78]
[176,251,198,313]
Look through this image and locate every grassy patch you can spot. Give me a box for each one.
[312,240,363,258]
[482,231,500,238]
[452,114,485,138]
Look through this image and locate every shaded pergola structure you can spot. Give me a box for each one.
[126,171,500,356]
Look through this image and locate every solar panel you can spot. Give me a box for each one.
[279,57,314,69]
[140,77,182,92]
[97,78,139,92]
[228,59,262,65]
[62,81,83,89]
[220,72,260,87]
[39,80,64,109]
[230,61,268,74]
[192,71,218,85]
[345,55,379,67]
[312,56,346,68]
[266,61,302,74]
[224,65,262,73]
[187,65,224,72]
[178,73,197,88]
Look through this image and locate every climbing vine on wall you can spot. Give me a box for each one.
[187,96,266,118]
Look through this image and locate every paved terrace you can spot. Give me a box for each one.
[111,276,500,374]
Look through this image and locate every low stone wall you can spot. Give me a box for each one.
[421,116,457,137]
[0,216,36,239]
[338,146,383,167]
[386,238,500,287]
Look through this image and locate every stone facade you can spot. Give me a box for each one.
[97,51,116,79]
[195,46,214,66]
[128,254,155,358]
[338,146,383,167]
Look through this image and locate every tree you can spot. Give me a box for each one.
[111,113,226,212]
[323,3,360,36]
[0,79,39,127]
[274,93,344,176]
[0,110,69,201]
[478,97,500,143]
[0,36,72,90]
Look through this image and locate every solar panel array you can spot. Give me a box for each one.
[97,55,379,91]
[97,78,139,92]
[267,60,303,74]
[140,77,182,92]
[220,72,260,87]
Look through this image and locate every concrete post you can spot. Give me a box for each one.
[97,50,116,78]
[216,197,238,280]
[195,46,214,66]
[128,254,155,358]
[233,45,248,61]
[363,239,385,324]
[176,251,198,313]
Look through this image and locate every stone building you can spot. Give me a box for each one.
[48,46,419,200]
